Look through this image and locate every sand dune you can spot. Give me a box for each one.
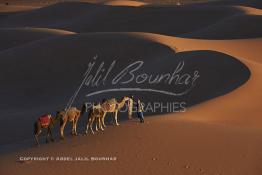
[173,38,262,127]
[0,32,260,174]
[0,1,262,175]
[132,32,262,127]
[201,0,262,9]
[0,2,245,36]
[0,0,104,7]
[1,117,262,175]
[0,4,39,12]
[0,2,261,39]
[0,27,75,51]
[0,32,250,149]
[185,6,262,39]
[103,0,148,6]
[183,6,262,39]
[1,0,261,8]
[184,13,262,39]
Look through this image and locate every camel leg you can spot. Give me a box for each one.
[102,112,107,128]
[71,120,75,135]
[46,128,50,143]
[34,132,40,146]
[85,123,89,134]
[34,122,41,146]
[90,117,95,134]
[95,117,99,132]
[60,119,67,139]
[86,115,93,134]
[74,118,78,135]
[85,120,90,134]
[85,114,92,134]
[95,117,104,131]
[34,133,40,146]
[49,127,55,142]
[98,117,104,131]
[115,110,120,126]
[128,102,133,119]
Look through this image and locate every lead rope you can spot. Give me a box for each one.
[64,66,91,115]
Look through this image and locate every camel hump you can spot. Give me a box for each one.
[66,107,77,113]
[93,103,101,109]
[67,107,79,115]
[101,102,113,111]
[107,98,116,104]
[69,107,77,111]
[100,98,117,111]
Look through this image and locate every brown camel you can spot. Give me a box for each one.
[56,103,87,139]
[85,96,130,134]
[85,103,105,134]
[100,96,129,127]
[34,114,58,146]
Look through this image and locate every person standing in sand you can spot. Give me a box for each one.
[136,99,144,123]
[128,95,134,119]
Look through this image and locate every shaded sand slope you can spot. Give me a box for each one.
[184,12,262,39]
[174,38,262,127]
[134,32,262,62]
[0,33,249,149]
[0,2,247,36]
[0,28,75,51]
[0,116,262,175]
[182,6,262,39]
[142,0,262,8]
[201,0,262,9]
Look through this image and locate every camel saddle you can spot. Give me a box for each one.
[38,114,51,126]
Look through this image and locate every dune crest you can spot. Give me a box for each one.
[103,0,148,6]
[0,4,39,12]
[0,27,75,51]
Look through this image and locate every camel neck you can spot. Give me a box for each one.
[118,98,128,108]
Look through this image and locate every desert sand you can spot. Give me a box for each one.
[103,0,148,6]
[0,0,262,175]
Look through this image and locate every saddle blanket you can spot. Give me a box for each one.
[38,115,51,125]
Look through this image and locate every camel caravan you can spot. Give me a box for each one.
[34,96,144,145]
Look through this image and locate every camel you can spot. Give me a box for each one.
[34,114,58,146]
[85,103,105,134]
[100,96,130,127]
[85,96,129,134]
[56,103,87,139]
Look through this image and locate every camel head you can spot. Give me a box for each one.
[56,110,66,120]
[122,96,130,104]
[122,96,130,101]
[92,102,101,109]
[115,96,130,109]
